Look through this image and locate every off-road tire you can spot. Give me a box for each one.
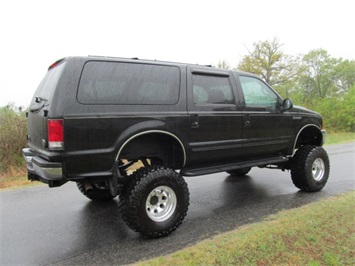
[77,182,115,201]
[227,167,252,176]
[119,166,189,238]
[290,145,330,192]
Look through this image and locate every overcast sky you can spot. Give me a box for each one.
[1,0,354,107]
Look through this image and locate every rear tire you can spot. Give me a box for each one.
[77,182,115,201]
[290,145,330,192]
[227,167,252,176]
[119,166,189,238]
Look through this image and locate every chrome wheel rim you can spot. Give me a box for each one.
[146,186,177,222]
[312,158,325,181]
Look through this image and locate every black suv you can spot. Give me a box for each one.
[23,56,330,237]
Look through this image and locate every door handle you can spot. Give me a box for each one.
[191,121,199,128]
[191,114,199,128]
[244,120,251,127]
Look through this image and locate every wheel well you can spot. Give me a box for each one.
[118,133,185,169]
[294,125,323,151]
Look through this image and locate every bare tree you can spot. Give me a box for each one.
[238,38,301,86]
[217,59,231,70]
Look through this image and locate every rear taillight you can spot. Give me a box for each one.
[48,119,64,150]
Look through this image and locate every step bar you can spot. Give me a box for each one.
[181,157,289,176]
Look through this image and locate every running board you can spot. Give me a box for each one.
[180,157,288,177]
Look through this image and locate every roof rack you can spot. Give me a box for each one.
[87,55,216,68]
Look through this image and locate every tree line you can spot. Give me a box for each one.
[217,38,355,132]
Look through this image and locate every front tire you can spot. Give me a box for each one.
[291,146,330,192]
[119,166,189,238]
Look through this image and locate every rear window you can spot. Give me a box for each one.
[78,61,180,105]
[29,61,66,111]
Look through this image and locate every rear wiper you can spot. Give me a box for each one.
[29,96,49,113]
[35,96,48,103]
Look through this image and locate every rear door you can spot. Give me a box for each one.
[187,67,243,166]
[235,74,292,158]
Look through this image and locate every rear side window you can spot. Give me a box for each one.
[78,61,180,105]
[192,74,235,105]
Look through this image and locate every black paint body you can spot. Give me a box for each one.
[23,56,325,186]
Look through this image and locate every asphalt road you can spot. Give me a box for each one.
[1,143,354,265]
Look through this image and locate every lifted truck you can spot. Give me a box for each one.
[23,56,330,237]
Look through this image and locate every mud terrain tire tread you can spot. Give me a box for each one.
[291,145,330,192]
[119,166,189,238]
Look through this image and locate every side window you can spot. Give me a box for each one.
[192,74,235,105]
[78,62,180,105]
[239,76,278,111]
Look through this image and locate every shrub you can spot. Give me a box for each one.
[312,86,355,132]
[292,86,355,133]
[0,107,27,175]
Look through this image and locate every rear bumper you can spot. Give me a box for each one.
[22,148,66,187]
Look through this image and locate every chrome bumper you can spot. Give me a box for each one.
[22,148,64,186]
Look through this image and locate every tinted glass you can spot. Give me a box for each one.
[192,75,234,105]
[30,61,66,110]
[78,61,180,105]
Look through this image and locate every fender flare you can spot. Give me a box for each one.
[115,130,187,167]
[290,124,322,155]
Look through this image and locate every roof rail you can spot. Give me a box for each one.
[86,55,216,68]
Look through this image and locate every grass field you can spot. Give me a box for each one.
[325,132,355,145]
[138,191,355,266]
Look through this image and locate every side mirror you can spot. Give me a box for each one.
[281,98,293,112]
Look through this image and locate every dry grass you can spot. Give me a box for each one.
[0,175,39,190]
